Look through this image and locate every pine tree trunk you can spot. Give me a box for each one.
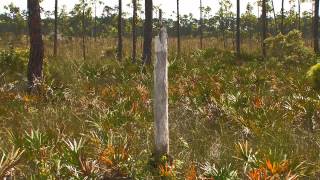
[236,0,240,57]
[82,0,86,60]
[199,0,203,49]
[298,0,301,31]
[262,0,267,58]
[314,0,319,53]
[94,1,97,42]
[281,0,284,34]
[117,0,123,60]
[27,0,44,91]
[271,0,278,33]
[142,0,153,65]
[132,0,137,63]
[54,0,58,57]
[177,0,181,57]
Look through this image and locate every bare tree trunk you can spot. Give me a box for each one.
[177,0,181,57]
[142,0,153,65]
[271,0,278,33]
[262,0,267,58]
[281,0,285,34]
[82,0,86,61]
[117,0,123,60]
[154,27,169,157]
[236,0,240,57]
[199,0,203,49]
[54,0,58,57]
[27,0,44,91]
[94,1,97,42]
[132,0,137,63]
[314,0,319,53]
[298,0,301,31]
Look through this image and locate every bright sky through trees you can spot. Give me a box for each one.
[0,0,313,18]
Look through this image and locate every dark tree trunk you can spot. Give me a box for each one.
[314,0,319,53]
[82,0,86,60]
[281,0,284,34]
[94,1,97,42]
[117,0,123,60]
[142,0,153,65]
[27,0,44,91]
[271,0,278,33]
[54,0,58,57]
[199,0,203,49]
[177,0,181,57]
[236,0,240,57]
[262,0,267,58]
[298,0,301,31]
[132,0,137,63]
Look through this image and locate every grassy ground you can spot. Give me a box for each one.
[0,36,319,179]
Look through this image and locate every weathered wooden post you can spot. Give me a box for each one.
[154,26,169,157]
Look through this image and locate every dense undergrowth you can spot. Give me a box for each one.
[0,33,320,179]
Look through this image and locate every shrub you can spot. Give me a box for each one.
[0,46,28,74]
[265,30,313,62]
[307,63,320,89]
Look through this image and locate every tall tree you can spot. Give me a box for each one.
[142,0,153,65]
[177,0,181,57]
[314,0,319,53]
[27,0,44,91]
[236,0,240,57]
[117,0,123,60]
[298,0,301,30]
[54,0,58,57]
[281,0,285,33]
[271,0,278,32]
[199,0,203,48]
[82,0,86,60]
[94,0,97,42]
[132,0,137,63]
[262,0,267,58]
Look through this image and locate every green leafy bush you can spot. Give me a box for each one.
[0,47,28,74]
[265,30,313,62]
[307,63,320,89]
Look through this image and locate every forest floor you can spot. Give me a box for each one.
[0,37,320,179]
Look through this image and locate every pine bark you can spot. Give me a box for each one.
[132,0,137,63]
[236,0,240,57]
[117,0,123,60]
[82,0,86,60]
[177,0,181,57]
[27,0,44,91]
[262,0,267,58]
[142,0,153,65]
[314,0,319,53]
[54,0,58,57]
[199,0,203,49]
[281,0,284,34]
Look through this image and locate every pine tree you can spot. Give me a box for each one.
[236,0,240,57]
[27,0,44,92]
[142,0,153,65]
[314,0,319,53]
[132,0,137,63]
[54,0,58,57]
[117,0,123,60]
[262,0,267,58]
[177,0,181,57]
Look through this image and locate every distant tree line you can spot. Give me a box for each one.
[0,1,315,40]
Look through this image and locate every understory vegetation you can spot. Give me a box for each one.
[0,31,320,179]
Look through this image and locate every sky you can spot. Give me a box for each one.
[0,0,314,19]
